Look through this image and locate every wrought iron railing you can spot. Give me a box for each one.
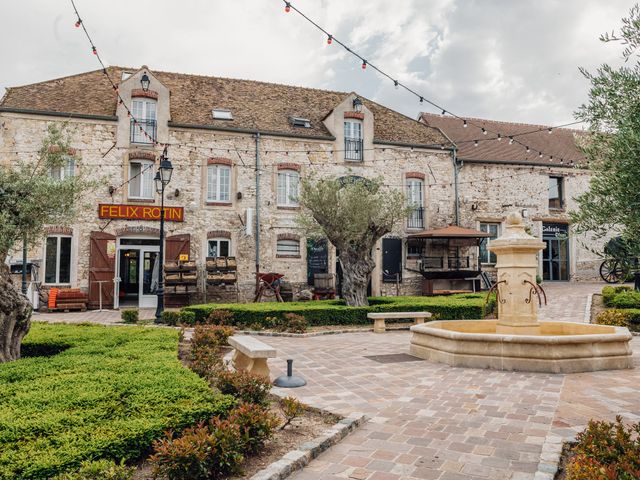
[419,256,470,270]
[130,119,157,144]
[407,207,424,229]
[448,256,470,269]
[344,138,363,161]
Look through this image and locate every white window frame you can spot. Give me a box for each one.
[44,235,72,285]
[128,160,155,199]
[277,239,300,257]
[207,164,231,202]
[277,170,300,207]
[131,98,157,144]
[479,222,500,265]
[344,120,363,140]
[207,238,231,258]
[50,156,75,180]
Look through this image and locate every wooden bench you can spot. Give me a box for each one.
[228,335,277,378]
[367,311,433,333]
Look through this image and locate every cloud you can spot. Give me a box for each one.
[0,0,632,126]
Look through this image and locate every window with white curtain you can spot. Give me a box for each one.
[128,160,154,199]
[277,170,300,207]
[44,236,72,284]
[131,99,157,143]
[406,178,424,229]
[207,164,231,202]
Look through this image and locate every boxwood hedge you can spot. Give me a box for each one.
[182,293,494,327]
[0,323,235,480]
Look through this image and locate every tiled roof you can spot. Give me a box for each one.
[0,67,446,146]
[420,113,586,166]
[408,225,492,238]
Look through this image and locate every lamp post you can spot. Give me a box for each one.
[140,73,151,92]
[154,148,173,323]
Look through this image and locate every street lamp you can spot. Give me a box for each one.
[140,73,151,92]
[352,97,363,113]
[154,148,173,323]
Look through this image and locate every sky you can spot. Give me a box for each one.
[0,0,633,127]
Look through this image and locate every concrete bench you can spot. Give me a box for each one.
[367,311,433,333]
[228,335,277,378]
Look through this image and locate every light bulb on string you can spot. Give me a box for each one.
[548,128,553,134]
[526,146,530,153]
[394,80,399,90]
[539,152,543,158]
[361,60,367,70]
[497,133,502,141]
[474,140,479,147]
[92,46,97,55]
[463,120,468,128]
[441,109,446,116]
[285,2,291,12]
[482,127,487,135]
[327,35,332,45]
[508,136,514,144]
[75,19,82,28]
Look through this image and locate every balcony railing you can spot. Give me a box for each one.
[130,119,157,144]
[407,207,424,229]
[344,138,363,161]
[420,256,470,270]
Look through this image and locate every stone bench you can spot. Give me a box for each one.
[367,311,433,333]
[228,335,277,378]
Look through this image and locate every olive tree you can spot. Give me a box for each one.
[298,175,409,307]
[0,124,93,362]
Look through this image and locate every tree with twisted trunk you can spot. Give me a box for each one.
[0,124,93,362]
[298,175,409,307]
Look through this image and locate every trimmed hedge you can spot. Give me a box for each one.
[596,308,640,332]
[602,285,634,307]
[182,293,494,328]
[0,323,235,480]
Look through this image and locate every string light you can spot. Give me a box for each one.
[497,133,502,141]
[285,2,291,12]
[474,140,479,147]
[91,46,97,55]
[441,109,446,116]
[394,80,399,89]
[361,60,367,70]
[419,97,424,104]
[75,19,82,28]
[548,128,553,134]
[327,35,332,45]
[539,152,543,158]
[463,120,468,128]
[526,146,530,153]
[481,127,487,135]
[509,136,514,144]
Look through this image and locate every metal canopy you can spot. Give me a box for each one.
[407,225,492,239]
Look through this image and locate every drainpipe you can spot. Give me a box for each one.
[254,132,261,295]
[453,147,461,226]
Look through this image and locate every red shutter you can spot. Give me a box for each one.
[165,234,191,261]
[88,231,116,309]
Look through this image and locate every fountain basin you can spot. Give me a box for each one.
[410,320,633,374]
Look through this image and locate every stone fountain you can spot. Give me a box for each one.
[409,212,633,373]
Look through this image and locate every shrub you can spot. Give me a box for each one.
[52,460,135,480]
[596,309,640,331]
[273,313,308,333]
[183,294,489,328]
[565,416,640,480]
[602,285,633,306]
[120,309,138,324]
[180,310,197,326]
[161,310,181,326]
[0,323,235,480]
[206,309,234,326]
[213,369,272,405]
[190,325,236,378]
[150,419,244,480]
[610,290,640,309]
[229,403,279,453]
[279,396,306,430]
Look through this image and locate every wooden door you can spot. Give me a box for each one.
[88,231,116,309]
[165,234,191,261]
[382,238,403,283]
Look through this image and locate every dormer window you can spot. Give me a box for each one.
[290,117,311,128]
[131,99,156,144]
[212,109,233,120]
[344,120,363,161]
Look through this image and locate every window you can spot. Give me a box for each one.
[207,164,231,202]
[212,109,233,120]
[406,178,424,229]
[290,117,311,128]
[128,160,154,199]
[277,239,300,257]
[131,99,157,143]
[344,120,363,161]
[50,156,75,180]
[549,176,564,209]
[479,223,500,264]
[407,241,423,258]
[44,236,72,284]
[277,170,300,207]
[208,238,230,258]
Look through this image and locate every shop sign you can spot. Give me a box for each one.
[542,223,569,239]
[179,253,189,261]
[98,204,184,222]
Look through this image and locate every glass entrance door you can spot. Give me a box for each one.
[542,237,569,281]
[139,247,159,308]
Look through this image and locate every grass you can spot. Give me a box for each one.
[0,323,235,480]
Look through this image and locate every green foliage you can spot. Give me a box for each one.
[120,309,139,324]
[596,309,640,331]
[229,403,279,453]
[205,309,235,326]
[602,286,633,306]
[213,370,272,406]
[0,123,96,259]
[161,310,181,326]
[272,312,308,333]
[183,293,489,328]
[279,396,306,430]
[610,290,640,309]
[0,323,235,480]
[180,310,196,325]
[190,325,235,378]
[571,5,640,247]
[150,419,244,480]
[52,460,134,480]
[566,416,640,480]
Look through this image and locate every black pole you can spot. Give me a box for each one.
[155,184,165,323]
[21,233,27,294]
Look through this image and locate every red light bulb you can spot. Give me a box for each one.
[285,3,290,12]
[92,46,97,55]
[327,35,332,45]
[361,60,367,70]
[75,19,81,28]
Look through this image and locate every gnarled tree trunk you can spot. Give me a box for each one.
[0,263,32,363]
[338,247,376,307]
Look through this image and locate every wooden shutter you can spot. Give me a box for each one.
[88,231,116,309]
[165,234,191,261]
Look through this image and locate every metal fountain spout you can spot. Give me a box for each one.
[488,211,547,335]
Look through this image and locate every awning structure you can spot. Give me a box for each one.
[407,225,492,239]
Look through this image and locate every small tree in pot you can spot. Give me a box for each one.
[298,175,408,307]
[0,124,93,362]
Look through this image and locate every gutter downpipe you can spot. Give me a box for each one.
[254,132,261,296]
